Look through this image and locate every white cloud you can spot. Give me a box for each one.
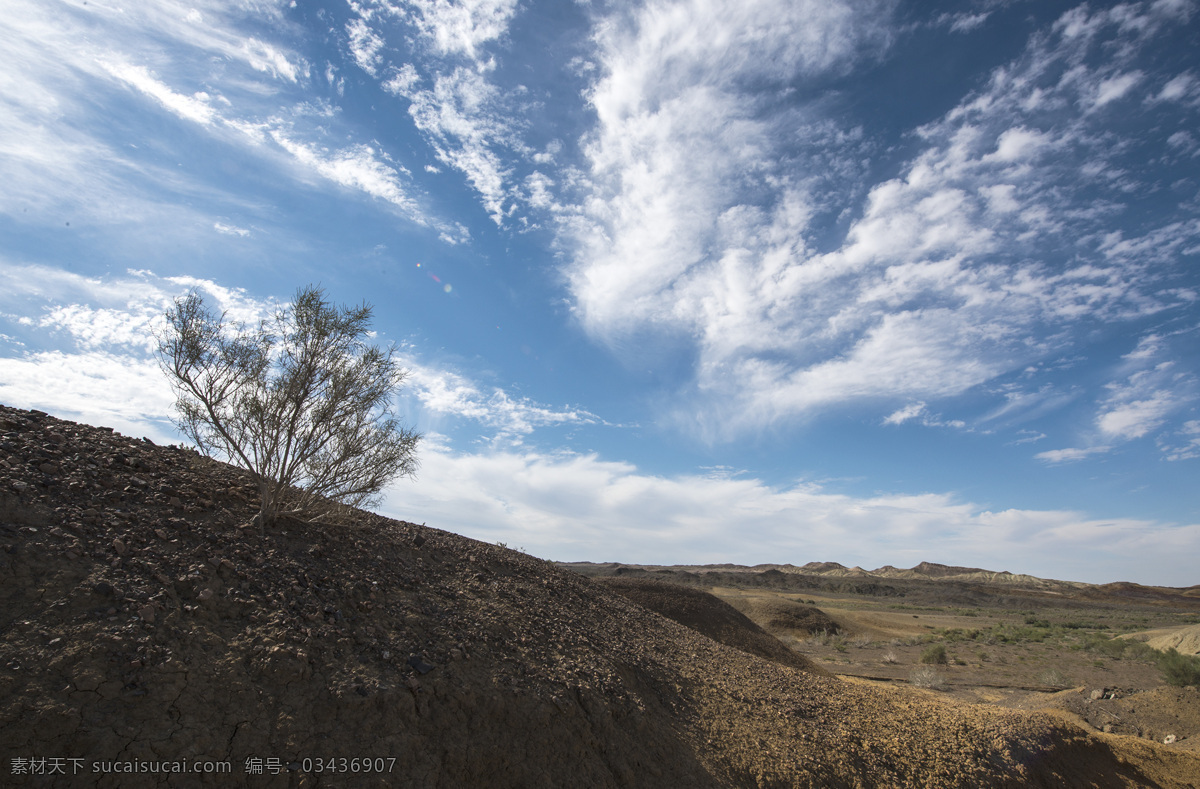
[986,126,1050,162]
[1160,420,1200,461]
[347,17,386,77]
[100,60,219,125]
[399,357,601,442]
[1038,328,1199,458]
[1167,130,1198,154]
[404,0,520,59]
[1097,390,1175,439]
[1157,71,1198,103]
[0,262,276,344]
[0,0,442,238]
[349,0,521,61]
[213,222,250,237]
[1035,445,1113,464]
[883,402,927,425]
[1089,70,1143,109]
[36,304,162,353]
[0,267,272,439]
[242,38,305,83]
[384,442,1200,585]
[945,13,990,34]
[0,268,276,443]
[268,129,422,216]
[561,0,1200,440]
[0,350,176,443]
[397,67,515,224]
[882,400,965,429]
[1095,359,1187,440]
[384,63,422,95]
[346,1,528,226]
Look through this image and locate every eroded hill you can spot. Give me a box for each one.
[2,404,1197,787]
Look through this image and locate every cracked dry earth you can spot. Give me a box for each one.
[1,405,1199,788]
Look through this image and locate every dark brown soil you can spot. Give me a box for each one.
[2,404,1198,787]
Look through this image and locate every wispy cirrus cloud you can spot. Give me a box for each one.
[1097,371,1179,441]
[344,0,529,225]
[1094,329,1198,443]
[1035,445,1114,465]
[1160,420,1200,461]
[213,222,251,237]
[1036,326,1199,462]
[882,401,965,430]
[399,356,602,443]
[98,60,220,125]
[388,66,518,224]
[562,0,1200,443]
[0,0,440,236]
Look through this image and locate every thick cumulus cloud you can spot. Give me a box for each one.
[564,0,1200,439]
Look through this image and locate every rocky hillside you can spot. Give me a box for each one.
[2,404,1198,787]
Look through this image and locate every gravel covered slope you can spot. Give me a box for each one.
[1,404,1196,788]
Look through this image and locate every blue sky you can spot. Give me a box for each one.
[2,0,1198,585]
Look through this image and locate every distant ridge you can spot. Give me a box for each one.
[561,561,1200,609]
[564,560,1193,594]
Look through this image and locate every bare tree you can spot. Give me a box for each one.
[157,285,420,528]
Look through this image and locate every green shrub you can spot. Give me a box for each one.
[1122,640,1158,661]
[920,644,948,665]
[1157,649,1200,687]
[1082,634,1129,659]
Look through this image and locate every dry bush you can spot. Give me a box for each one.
[909,666,947,690]
[882,651,900,665]
[158,285,420,528]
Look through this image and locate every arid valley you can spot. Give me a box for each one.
[2,404,1199,787]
